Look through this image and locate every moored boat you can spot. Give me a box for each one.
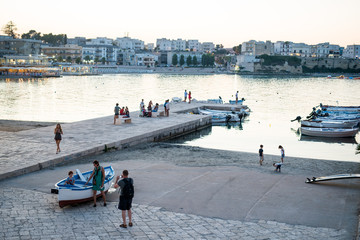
[301,119,358,128]
[198,108,248,123]
[55,166,115,208]
[300,127,359,138]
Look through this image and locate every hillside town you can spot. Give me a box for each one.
[0,23,360,75]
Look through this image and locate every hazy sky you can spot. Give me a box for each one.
[1,0,359,47]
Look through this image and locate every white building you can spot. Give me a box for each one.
[115,37,144,51]
[291,43,311,57]
[187,40,201,51]
[171,39,186,51]
[343,45,360,59]
[274,41,293,56]
[82,45,119,63]
[242,40,273,56]
[201,42,215,52]
[234,55,260,72]
[156,38,172,51]
[135,53,158,67]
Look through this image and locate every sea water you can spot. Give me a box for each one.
[0,74,359,161]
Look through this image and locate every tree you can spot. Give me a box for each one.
[172,54,178,66]
[84,55,91,62]
[75,57,82,64]
[201,54,215,67]
[193,56,198,66]
[2,21,18,38]
[186,55,192,66]
[179,55,185,66]
[233,44,242,55]
[21,30,41,40]
[57,56,63,62]
[66,56,72,63]
[101,57,106,64]
[41,33,67,46]
[94,57,99,63]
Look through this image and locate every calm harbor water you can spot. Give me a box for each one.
[0,74,359,162]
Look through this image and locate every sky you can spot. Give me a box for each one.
[1,0,359,48]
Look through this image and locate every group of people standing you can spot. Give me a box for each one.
[114,103,130,124]
[183,90,192,103]
[258,145,285,172]
[140,99,160,117]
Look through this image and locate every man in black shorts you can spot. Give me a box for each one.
[114,170,134,228]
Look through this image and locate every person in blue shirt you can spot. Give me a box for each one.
[65,171,75,185]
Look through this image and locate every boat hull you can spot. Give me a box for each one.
[301,120,358,128]
[301,127,359,138]
[55,166,115,207]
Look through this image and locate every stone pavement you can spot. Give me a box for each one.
[0,101,225,180]
[0,187,346,240]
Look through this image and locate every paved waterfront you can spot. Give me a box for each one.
[0,187,346,240]
[1,101,360,239]
[0,101,213,180]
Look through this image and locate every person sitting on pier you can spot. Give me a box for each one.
[123,106,130,118]
[147,101,153,117]
[120,107,125,115]
[152,103,159,112]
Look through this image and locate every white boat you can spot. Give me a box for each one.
[301,119,358,128]
[229,100,244,105]
[55,166,115,208]
[207,98,223,104]
[300,127,359,138]
[320,104,360,112]
[198,108,247,123]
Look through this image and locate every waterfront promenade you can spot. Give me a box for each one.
[0,101,214,180]
[1,101,360,239]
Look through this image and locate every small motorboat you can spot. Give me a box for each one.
[198,108,248,123]
[301,119,358,128]
[54,166,115,208]
[300,127,359,138]
[229,99,244,105]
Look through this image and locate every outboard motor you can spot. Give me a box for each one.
[238,113,244,123]
[225,115,232,123]
[291,116,302,122]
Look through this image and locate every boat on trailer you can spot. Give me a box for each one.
[54,166,115,208]
[300,127,359,138]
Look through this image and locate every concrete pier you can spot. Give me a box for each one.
[0,102,246,180]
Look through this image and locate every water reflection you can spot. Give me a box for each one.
[168,126,212,144]
[299,135,358,144]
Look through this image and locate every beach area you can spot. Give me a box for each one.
[1,119,360,239]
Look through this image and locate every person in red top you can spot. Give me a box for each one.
[120,107,125,115]
[188,91,192,104]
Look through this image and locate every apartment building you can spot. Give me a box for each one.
[187,40,201,51]
[343,45,360,59]
[115,37,144,51]
[201,42,215,52]
[241,40,273,56]
[42,44,82,60]
[0,35,42,57]
[171,39,186,51]
[135,53,158,67]
[82,37,119,63]
[156,38,172,51]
